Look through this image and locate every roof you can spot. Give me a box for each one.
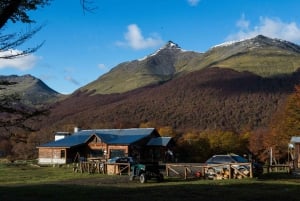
[147,137,172,146]
[290,136,300,143]
[38,128,157,148]
[38,134,91,148]
[55,132,71,136]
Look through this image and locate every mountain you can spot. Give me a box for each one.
[41,67,300,135]
[80,41,202,94]
[3,35,300,159]
[0,75,63,158]
[0,74,62,107]
[80,35,300,94]
[187,35,300,76]
[41,35,300,133]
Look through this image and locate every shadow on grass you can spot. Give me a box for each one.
[1,178,300,201]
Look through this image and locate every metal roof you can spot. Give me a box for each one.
[38,134,90,148]
[291,136,300,143]
[38,128,157,148]
[147,137,172,146]
[97,133,150,145]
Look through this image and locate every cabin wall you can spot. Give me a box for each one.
[107,145,129,158]
[295,144,300,168]
[38,148,67,164]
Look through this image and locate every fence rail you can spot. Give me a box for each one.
[266,164,291,173]
[73,161,131,175]
[166,163,253,180]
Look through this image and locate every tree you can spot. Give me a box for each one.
[0,0,51,59]
[0,0,51,29]
[0,0,95,59]
[0,25,44,59]
[0,0,95,28]
[248,127,270,162]
[265,85,300,162]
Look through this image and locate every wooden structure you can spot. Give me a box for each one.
[166,163,205,179]
[73,161,131,175]
[166,163,253,180]
[74,161,105,174]
[266,164,291,173]
[106,163,131,175]
[37,128,173,165]
[290,137,300,169]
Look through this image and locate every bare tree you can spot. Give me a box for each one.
[0,0,96,59]
[0,25,45,59]
[0,0,51,59]
[80,0,98,14]
[0,0,51,29]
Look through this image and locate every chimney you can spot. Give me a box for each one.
[74,127,80,133]
[54,132,71,141]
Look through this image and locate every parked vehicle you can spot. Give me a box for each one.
[205,154,263,179]
[129,162,164,183]
[107,156,135,164]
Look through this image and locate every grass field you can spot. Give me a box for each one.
[0,162,300,201]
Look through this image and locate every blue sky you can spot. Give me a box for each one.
[1,0,300,94]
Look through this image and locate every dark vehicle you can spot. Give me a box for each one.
[205,154,263,179]
[107,156,135,164]
[129,162,164,183]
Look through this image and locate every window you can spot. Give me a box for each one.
[60,150,65,158]
[110,149,125,158]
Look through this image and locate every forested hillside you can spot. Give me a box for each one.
[38,67,299,135]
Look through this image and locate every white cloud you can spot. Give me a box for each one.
[65,76,80,86]
[236,14,250,29]
[0,50,39,70]
[98,63,108,71]
[227,16,300,43]
[187,0,200,6]
[116,24,163,50]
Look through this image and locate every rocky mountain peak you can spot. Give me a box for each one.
[154,41,182,54]
[248,35,300,53]
[137,41,183,62]
[161,40,181,50]
[212,35,300,54]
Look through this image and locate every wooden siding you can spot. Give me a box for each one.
[38,147,67,164]
[295,144,300,168]
[87,135,107,150]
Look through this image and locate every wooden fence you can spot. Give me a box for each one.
[266,164,291,173]
[74,161,254,179]
[73,161,131,175]
[166,163,253,180]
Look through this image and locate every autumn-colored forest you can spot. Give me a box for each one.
[1,67,300,163]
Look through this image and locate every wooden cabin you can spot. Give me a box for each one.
[290,136,300,169]
[37,128,173,165]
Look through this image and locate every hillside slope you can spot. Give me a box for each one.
[188,35,300,76]
[41,67,299,135]
[0,74,62,107]
[80,41,201,94]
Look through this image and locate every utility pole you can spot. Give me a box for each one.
[270,147,272,166]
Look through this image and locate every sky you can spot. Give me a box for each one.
[2,0,300,94]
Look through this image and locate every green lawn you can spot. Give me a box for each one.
[0,162,300,201]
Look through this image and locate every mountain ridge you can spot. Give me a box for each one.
[80,40,201,94]
[79,35,300,95]
[0,74,63,107]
